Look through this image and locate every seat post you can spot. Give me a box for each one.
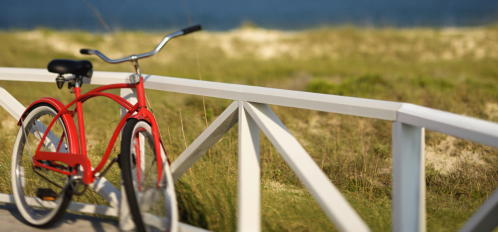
[74,80,87,156]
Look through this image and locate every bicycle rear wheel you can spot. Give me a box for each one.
[11,104,73,227]
[121,119,178,232]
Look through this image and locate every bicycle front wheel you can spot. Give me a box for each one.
[11,104,73,227]
[121,119,178,232]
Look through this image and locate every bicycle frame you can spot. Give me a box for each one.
[21,76,166,186]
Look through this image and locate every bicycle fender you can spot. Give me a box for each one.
[17,97,80,154]
[127,114,150,123]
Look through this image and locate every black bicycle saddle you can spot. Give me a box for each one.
[47,59,93,78]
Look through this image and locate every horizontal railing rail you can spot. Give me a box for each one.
[0,67,497,232]
[0,67,401,119]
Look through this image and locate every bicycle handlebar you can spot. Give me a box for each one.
[80,24,202,64]
[182,25,202,34]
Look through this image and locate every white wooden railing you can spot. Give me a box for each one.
[0,67,497,232]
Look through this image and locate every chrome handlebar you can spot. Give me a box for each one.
[80,25,202,64]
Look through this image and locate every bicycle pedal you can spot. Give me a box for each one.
[36,188,58,201]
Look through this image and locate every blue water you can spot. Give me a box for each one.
[1,0,498,31]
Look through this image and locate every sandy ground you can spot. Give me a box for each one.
[15,27,498,62]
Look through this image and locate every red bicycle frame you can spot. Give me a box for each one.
[20,76,166,186]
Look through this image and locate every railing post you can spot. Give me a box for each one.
[237,101,261,232]
[392,121,425,232]
[119,88,137,230]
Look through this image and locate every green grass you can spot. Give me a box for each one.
[1,26,498,231]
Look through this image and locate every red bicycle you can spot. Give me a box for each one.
[10,25,202,232]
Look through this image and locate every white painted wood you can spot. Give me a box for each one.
[4,68,498,145]
[0,67,62,83]
[143,212,168,230]
[0,85,24,119]
[0,67,129,85]
[459,187,498,232]
[0,194,117,216]
[89,177,120,209]
[178,222,211,232]
[119,87,137,230]
[67,201,118,216]
[0,67,401,120]
[398,103,498,148]
[237,101,261,232]
[392,122,425,232]
[140,75,400,120]
[171,101,239,182]
[0,194,14,203]
[243,102,370,232]
[120,87,138,117]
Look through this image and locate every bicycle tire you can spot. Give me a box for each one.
[11,104,73,227]
[120,119,178,232]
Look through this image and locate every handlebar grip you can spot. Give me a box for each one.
[182,25,202,35]
[80,49,92,55]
